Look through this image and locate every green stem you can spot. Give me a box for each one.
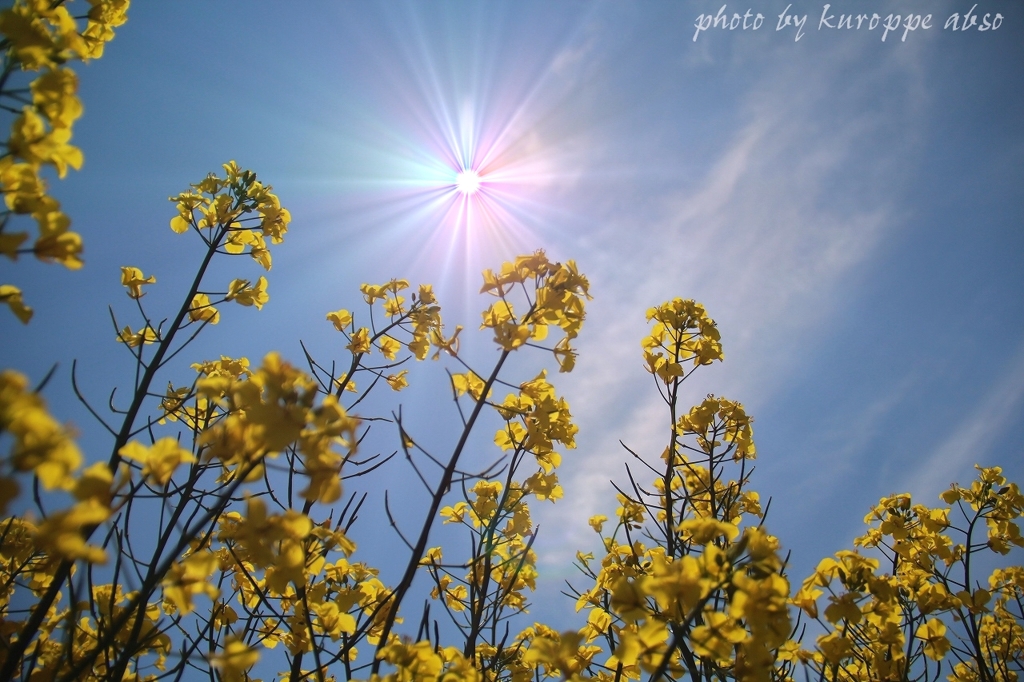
[0,223,227,682]
[370,348,512,673]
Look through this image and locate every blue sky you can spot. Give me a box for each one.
[5,0,1023,629]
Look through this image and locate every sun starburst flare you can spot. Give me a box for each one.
[455,169,482,195]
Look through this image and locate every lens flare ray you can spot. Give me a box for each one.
[302,6,593,300]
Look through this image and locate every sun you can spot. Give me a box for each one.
[455,169,482,195]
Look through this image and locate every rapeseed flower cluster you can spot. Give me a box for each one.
[0,12,1018,678]
[1,0,129,322]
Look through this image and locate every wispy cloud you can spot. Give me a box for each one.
[907,337,1024,498]
[531,32,930,578]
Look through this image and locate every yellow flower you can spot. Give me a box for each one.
[209,636,259,682]
[610,576,652,623]
[524,471,562,501]
[378,335,401,360]
[611,620,670,669]
[444,584,468,611]
[430,325,462,359]
[72,461,114,507]
[326,308,352,331]
[494,421,526,452]
[225,276,269,309]
[816,632,853,665]
[188,293,219,324]
[1,284,33,323]
[119,265,155,298]
[30,67,82,129]
[169,211,191,234]
[314,602,356,640]
[677,518,740,544]
[119,437,196,486]
[347,327,371,354]
[823,592,862,625]
[1,369,81,489]
[451,371,487,400]
[33,222,82,269]
[8,108,83,177]
[256,191,290,243]
[916,618,950,660]
[417,283,436,304]
[690,611,747,662]
[386,370,409,391]
[0,158,43,212]
[34,498,110,564]
[440,502,469,524]
[162,551,220,614]
[116,324,158,347]
[384,295,405,316]
[360,283,385,304]
[0,6,61,70]
[0,221,31,257]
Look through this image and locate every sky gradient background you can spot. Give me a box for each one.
[5,0,1023,629]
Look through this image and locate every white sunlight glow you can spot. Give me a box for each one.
[310,8,582,307]
[455,169,482,194]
